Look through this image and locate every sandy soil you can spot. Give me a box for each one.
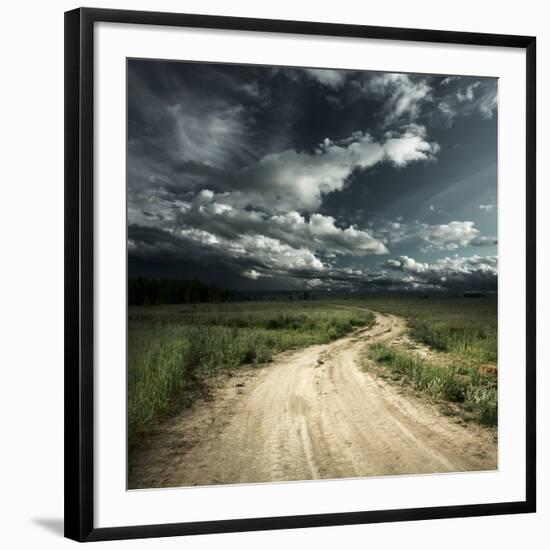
[129,312,497,489]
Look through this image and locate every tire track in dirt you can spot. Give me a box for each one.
[129,312,497,489]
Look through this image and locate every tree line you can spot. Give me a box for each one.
[128,277,234,305]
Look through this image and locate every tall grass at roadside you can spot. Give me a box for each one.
[368,343,497,425]
[409,321,497,363]
[363,296,497,365]
[128,305,375,445]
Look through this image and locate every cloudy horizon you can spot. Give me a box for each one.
[127,60,498,293]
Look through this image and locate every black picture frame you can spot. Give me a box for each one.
[65,7,537,542]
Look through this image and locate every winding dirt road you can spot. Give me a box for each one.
[129,312,497,489]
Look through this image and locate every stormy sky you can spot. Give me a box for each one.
[127,59,498,293]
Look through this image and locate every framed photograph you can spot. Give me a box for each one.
[65,7,536,542]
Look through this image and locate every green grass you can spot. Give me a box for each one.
[368,343,497,425]
[363,296,497,426]
[128,302,375,445]
[128,296,498,443]
[362,296,497,365]
[409,321,497,363]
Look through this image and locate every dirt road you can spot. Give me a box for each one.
[129,312,497,489]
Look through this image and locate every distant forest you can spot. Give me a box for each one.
[128,278,234,305]
[128,278,320,305]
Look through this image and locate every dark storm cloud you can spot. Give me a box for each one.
[128,59,498,292]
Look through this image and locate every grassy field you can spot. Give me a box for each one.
[363,295,497,364]
[368,343,497,425]
[128,296,498,445]
[128,302,375,445]
[362,296,498,425]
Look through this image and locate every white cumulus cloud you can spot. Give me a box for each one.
[224,125,439,212]
[302,68,347,89]
[179,193,389,258]
[383,124,440,167]
[456,82,481,102]
[383,254,498,291]
[417,221,481,251]
[367,73,433,125]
